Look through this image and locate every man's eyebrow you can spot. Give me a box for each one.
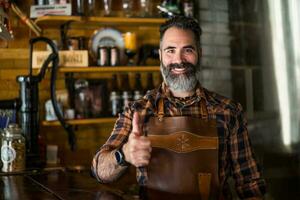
[163,45,196,51]
[163,46,175,51]
[183,45,196,49]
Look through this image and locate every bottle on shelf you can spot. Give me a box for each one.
[122,0,133,17]
[48,0,57,5]
[102,0,112,16]
[109,74,122,117]
[181,0,195,18]
[145,73,155,94]
[139,0,151,17]
[73,0,84,16]
[133,73,144,100]
[86,0,95,16]
[74,79,91,119]
[159,0,181,17]
[124,32,137,66]
[120,74,132,112]
[35,0,45,5]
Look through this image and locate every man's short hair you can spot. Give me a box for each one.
[159,16,202,46]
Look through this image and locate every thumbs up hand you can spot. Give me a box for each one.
[122,112,152,167]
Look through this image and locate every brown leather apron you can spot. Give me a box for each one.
[144,98,220,200]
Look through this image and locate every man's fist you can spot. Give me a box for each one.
[122,112,152,167]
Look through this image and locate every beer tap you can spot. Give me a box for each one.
[17,37,76,159]
[0,37,76,168]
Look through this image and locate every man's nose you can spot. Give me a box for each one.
[173,51,186,63]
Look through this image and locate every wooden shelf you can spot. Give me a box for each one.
[34,16,82,27]
[42,117,117,126]
[58,66,160,73]
[34,16,166,27]
[88,17,166,25]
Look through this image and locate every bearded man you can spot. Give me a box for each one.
[91,16,266,200]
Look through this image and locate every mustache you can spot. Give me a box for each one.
[167,62,196,72]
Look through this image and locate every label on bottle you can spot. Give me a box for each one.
[1,145,16,163]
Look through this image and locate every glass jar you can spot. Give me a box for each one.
[74,79,91,119]
[1,124,26,172]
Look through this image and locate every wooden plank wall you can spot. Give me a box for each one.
[1,0,161,167]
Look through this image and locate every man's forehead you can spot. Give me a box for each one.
[161,27,197,48]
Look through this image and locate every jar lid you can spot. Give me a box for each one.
[3,123,22,136]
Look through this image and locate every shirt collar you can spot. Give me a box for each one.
[154,82,207,107]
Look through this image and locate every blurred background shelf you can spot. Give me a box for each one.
[34,16,166,27]
[58,66,160,73]
[42,118,117,126]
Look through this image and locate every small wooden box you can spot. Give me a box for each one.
[32,50,89,69]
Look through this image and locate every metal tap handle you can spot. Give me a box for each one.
[29,37,76,151]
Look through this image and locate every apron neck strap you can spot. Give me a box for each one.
[200,99,208,120]
[157,98,164,121]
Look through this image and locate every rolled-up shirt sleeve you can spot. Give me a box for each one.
[91,107,134,183]
[229,103,267,199]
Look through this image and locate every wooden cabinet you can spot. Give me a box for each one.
[36,16,164,126]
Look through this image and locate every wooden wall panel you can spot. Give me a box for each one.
[41,124,114,166]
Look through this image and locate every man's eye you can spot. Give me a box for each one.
[166,49,175,54]
[184,48,194,53]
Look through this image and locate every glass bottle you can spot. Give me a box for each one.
[122,0,133,17]
[1,124,25,172]
[133,73,144,100]
[76,0,85,15]
[103,0,112,16]
[109,74,122,116]
[139,0,151,17]
[120,74,132,112]
[87,0,95,16]
[35,0,45,5]
[145,73,154,94]
[74,79,90,119]
[160,0,181,17]
[182,0,194,18]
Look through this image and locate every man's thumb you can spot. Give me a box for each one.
[132,112,142,136]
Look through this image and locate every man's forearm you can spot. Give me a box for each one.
[92,149,127,183]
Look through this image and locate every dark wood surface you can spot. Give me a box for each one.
[0,169,138,200]
[0,168,203,200]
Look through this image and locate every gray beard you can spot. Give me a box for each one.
[160,63,200,92]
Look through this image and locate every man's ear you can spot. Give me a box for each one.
[159,48,162,61]
[198,47,202,58]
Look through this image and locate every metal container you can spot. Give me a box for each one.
[1,124,25,172]
[97,46,109,66]
[110,46,119,66]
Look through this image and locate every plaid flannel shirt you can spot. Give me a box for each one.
[92,83,266,199]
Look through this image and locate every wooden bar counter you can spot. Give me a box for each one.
[0,168,137,200]
[0,168,203,200]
